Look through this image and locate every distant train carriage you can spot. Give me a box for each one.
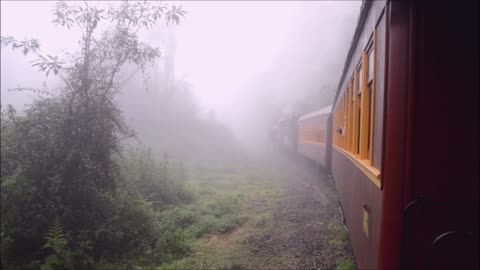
[288,0,477,269]
[297,105,332,168]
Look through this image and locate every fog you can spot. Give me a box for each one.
[1,1,365,267]
[1,0,361,158]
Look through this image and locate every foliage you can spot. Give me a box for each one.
[119,147,194,208]
[336,257,357,270]
[0,1,187,268]
[1,230,13,269]
[326,221,357,270]
[1,103,195,267]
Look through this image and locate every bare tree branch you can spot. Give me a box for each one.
[113,66,142,94]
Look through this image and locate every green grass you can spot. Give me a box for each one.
[153,164,284,269]
[336,257,357,270]
[326,221,358,270]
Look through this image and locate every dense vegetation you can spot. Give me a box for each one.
[1,106,193,268]
[0,1,218,269]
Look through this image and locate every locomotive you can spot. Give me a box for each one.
[274,1,478,269]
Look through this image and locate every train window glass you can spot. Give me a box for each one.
[368,30,376,163]
[302,125,305,142]
[344,97,346,147]
[322,123,324,144]
[312,123,314,143]
[320,123,323,143]
[306,125,308,142]
[323,123,326,144]
[367,82,373,153]
[302,125,304,142]
[341,97,345,148]
[308,124,313,143]
[368,47,374,83]
[350,81,355,152]
[320,123,322,143]
[321,123,324,143]
[309,124,311,142]
[304,125,306,142]
[347,78,352,149]
[308,124,311,142]
[317,123,322,143]
[319,123,321,143]
[304,125,307,142]
[311,124,314,143]
[358,63,363,94]
[359,52,369,159]
[357,107,361,154]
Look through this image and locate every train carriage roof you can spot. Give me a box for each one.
[298,105,332,121]
[333,0,372,107]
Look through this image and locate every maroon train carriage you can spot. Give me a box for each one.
[296,105,332,168]
[278,0,477,268]
[328,0,478,269]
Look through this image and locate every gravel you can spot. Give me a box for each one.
[243,153,354,270]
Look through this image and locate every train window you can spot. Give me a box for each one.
[311,124,314,143]
[367,31,376,162]
[318,123,321,143]
[319,123,321,144]
[359,52,369,159]
[302,126,304,142]
[309,124,311,142]
[322,123,325,143]
[368,47,374,83]
[307,125,309,142]
[311,124,313,143]
[353,68,360,154]
[320,123,323,144]
[359,32,376,165]
[318,123,323,143]
[367,82,373,154]
[358,62,363,94]
[346,84,352,152]
[322,123,324,144]
[332,29,380,185]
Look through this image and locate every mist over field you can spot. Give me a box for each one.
[1,1,361,269]
[2,1,360,156]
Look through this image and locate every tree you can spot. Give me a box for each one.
[0,0,186,266]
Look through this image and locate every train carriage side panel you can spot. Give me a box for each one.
[331,1,387,269]
[297,106,332,168]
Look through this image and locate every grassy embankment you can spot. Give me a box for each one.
[156,164,285,269]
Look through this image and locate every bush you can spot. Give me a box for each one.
[0,105,195,268]
[119,147,194,208]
